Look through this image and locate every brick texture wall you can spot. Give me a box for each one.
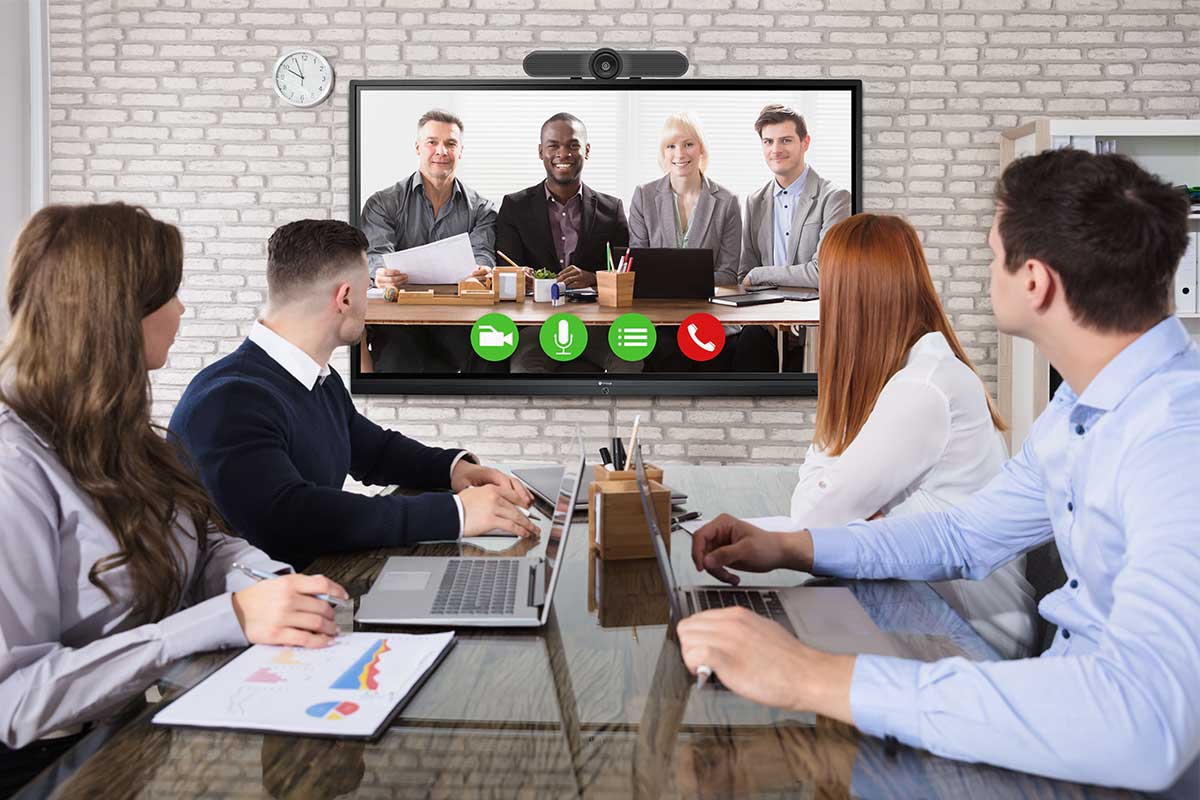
[45,0,1199,465]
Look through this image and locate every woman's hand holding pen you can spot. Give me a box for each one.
[231,574,348,649]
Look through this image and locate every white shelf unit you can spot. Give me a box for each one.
[997,119,1200,450]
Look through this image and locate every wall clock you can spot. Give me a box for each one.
[272,49,334,107]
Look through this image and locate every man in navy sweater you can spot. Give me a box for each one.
[169,219,537,569]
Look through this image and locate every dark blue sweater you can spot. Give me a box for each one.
[169,339,464,569]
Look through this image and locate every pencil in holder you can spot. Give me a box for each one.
[597,270,635,308]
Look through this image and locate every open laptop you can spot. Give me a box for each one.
[632,444,898,658]
[513,464,687,511]
[615,247,715,300]
[355,431,585,628]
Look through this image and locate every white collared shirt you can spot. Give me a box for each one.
[247,321,468,536]
[247,321,330,391]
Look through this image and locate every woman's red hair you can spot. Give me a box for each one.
[815,214,1005,456]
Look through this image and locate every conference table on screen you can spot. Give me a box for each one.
[359,285,821,373]
[19,466,1157,800]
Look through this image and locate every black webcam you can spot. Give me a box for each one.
[522,49,689,80]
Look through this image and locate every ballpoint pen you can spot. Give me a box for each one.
[695,665,713,690]
[232,561,349,608]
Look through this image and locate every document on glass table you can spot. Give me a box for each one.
[152,631,455,739]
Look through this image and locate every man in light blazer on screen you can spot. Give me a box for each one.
[735,104,851,372]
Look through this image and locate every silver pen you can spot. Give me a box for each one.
[231,561,349,608]
[695,664,713,690]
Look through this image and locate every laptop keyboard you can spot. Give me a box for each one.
[693,589,796,636]
[432,560,518,616]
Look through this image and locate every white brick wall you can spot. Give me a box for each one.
[45,0,1200,465]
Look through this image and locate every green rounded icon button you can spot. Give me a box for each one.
[539,313,588,362]
[608,313,657,362]
[470,313,519,361]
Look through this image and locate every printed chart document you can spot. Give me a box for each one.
[153,631,455,739]
[380,232,475,284]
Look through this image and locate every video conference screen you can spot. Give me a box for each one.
[349,79,861,396]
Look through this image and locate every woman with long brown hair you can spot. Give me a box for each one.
[790,213,1036,657]
[0,204,347,795]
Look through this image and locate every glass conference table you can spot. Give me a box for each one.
[20,466,1164,799]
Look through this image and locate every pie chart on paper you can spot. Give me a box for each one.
[305,701,360,720]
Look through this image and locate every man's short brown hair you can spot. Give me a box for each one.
[754,104,808,139]
[995,148,1189,333]
[267,219,367,301]
[417,109,464,134]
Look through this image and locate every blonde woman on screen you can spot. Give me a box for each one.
[0,204,347,795]
[630,113,743,371]
[628,112,742,287]
[791,214,1037,658]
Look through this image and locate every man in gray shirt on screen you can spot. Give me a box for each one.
[734,104,851,372]
[359,108,497,374]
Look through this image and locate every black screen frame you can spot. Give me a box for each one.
[349,77,863,397]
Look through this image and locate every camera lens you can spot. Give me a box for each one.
[589,49,622,80]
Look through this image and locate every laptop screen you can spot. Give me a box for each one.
[634,444,685,624]
[540,431,585,623]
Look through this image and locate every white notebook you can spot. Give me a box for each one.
[153,631,454,739]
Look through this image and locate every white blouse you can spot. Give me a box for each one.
[791,331,1038,659]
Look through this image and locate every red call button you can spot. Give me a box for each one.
[677,313,726,362]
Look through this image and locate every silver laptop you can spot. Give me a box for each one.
[513,464,687,511]
[355,432,585,628]
[632,444,897,658]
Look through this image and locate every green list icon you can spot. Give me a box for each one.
[609,313,657,361]
[539,313,587,362]
[470,313,519,361]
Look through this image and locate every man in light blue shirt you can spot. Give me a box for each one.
[681,148,1199,793]
[772,163,809,269]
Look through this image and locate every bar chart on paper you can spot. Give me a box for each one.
[152,632,454,738]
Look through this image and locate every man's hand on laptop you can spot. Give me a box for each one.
[691,513,814,584]
[678,607,855,724]
[459,484,540,538]
[451,461,534,506]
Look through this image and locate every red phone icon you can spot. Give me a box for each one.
[678,313,725,362]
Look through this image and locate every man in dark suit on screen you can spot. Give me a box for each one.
[495,113,634,373]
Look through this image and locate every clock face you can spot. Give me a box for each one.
[273,50,333,107]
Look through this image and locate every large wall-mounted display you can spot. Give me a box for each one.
[350,79,862,396]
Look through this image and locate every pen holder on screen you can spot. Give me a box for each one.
[588,463,670,560]
[492,266,525,303]
[596,271,635,308]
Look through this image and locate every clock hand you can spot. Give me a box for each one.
[285,65,303,80]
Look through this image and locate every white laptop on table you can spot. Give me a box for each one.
[355,430,585,628]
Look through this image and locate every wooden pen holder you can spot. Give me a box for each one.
[588,463,670,560]
[596,270,635,308]
[492,266,526,304]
